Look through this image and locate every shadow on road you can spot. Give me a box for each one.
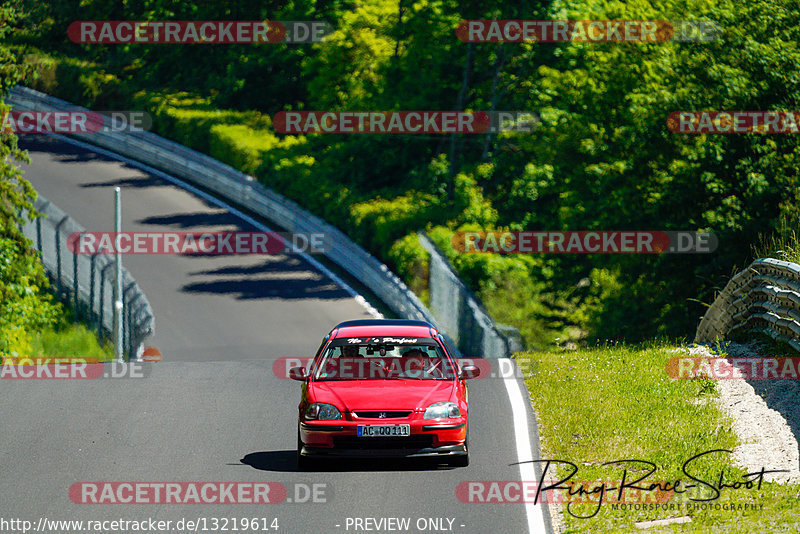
[188,258,311,276]
[21,134,108,164]
[81,175,167,189]
[240,451,453,472]
[182,277,349,300]
[138,211,248,229]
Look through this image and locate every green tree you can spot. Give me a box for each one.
[0,3,61,359]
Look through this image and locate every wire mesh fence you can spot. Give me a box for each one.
[20,196,155,360]
[420,234,522,358]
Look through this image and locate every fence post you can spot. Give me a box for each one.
[99,262,115,340]
[73,251,79,322]
[123,282,136,361]
[35,200,49,257]
[55,215,69,296]
[89,254,97,332]
[126,292,143,360]
[114,187,123,363]
[35,217,42,255]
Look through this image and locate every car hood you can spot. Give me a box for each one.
[309,380,457,411]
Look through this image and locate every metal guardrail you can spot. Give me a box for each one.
[8,86,517,357]
[420,234,521,357]
[20,196,155,360]
[695,258,800,352]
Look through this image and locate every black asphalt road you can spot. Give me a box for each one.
[0,135,551,534]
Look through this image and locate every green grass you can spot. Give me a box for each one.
[516,342,800,533]
[29,322,114,363]
[751,214,800,264]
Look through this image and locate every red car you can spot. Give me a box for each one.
[290,319,480,469]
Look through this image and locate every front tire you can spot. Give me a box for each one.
[449,423,469,467]
[450,451,469,467]
[297,429,314,471]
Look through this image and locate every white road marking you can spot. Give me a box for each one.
[503,360,549,534]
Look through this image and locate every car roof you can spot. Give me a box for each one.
[330,319,438,339]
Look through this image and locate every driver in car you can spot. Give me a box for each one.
[399,348,429,378]
[340,345,361,358]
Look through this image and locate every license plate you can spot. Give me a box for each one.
[357,424,410,437]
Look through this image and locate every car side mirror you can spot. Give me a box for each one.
[289,367,308,381]
[459,365,480,379]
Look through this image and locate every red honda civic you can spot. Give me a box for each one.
[290,319,480,469]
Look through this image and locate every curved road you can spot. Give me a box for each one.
[0,135,552,534]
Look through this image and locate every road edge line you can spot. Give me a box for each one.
[503,359,552,534]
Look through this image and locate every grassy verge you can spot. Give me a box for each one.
[29,322,114,363]
[515,342,800,533]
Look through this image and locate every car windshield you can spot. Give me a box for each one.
[313,342,456,380]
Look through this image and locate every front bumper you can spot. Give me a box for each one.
[300,443,467,458]
[299,420,467,458]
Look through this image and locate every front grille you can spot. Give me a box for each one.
[353,411,412,419]
[334,435,434,450]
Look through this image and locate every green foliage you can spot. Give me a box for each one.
[18,0,800,349]
[452,171,498,227]
[50,58,124,108]
[133,91,267,153]
[0,236,61,360]
[209,124,277,176]
[350,191,443,257]
[387,233,430,305]
[258,135,359,222]
[0,15,77,361]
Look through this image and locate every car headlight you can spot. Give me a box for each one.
[424,401,461,419]
[305,403,342,420]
